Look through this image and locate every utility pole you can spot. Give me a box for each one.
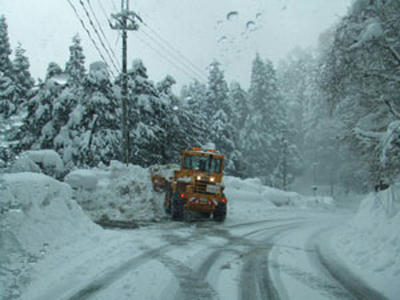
[110,0,140,164]
[282,138,288,191]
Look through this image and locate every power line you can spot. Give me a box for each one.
[96,0,122,57]
[67,0,116,78]
[78,0,120,74]
[93,0,207,82]
[87,0,121,69]
[135,31,204,82]
[141,20,208,79]
[138,27,208,82]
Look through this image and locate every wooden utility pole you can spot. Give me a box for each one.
[110,0,140,164]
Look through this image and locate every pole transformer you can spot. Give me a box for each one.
[110,0,141,164]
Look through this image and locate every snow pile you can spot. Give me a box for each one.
[332,183,400,299]
[225,176,333,208]
[0,172,99,300]
[224,176,334,223]
[64,161,161,222]
[150,163,179,180]
[10,150,65,179]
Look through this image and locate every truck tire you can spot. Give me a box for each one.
[171,193,184,221]
[213,202,226,222]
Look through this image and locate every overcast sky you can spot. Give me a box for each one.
[0,0,351,90]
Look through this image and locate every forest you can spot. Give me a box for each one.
[1,0,399,194]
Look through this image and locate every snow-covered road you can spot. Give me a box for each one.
[2,168,398,300]
[21,211,386,300]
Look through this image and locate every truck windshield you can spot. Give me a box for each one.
[184,155,222,173]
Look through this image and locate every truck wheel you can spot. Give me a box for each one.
[213,202,226,222]
[171,193,184,221]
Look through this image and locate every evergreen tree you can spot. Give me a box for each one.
[158,76,206,163]
[46,62,63,81]
[205,61,238,174]
[229,81,248,130]
[0,15,13,77]
[124,59,166,166]
[0,72,16,117]
[205,61,229,117]
[181,80,208,147]
[65,34,86,86]
[17,62,64,152]
[12,43,34,106]
[242,54,286,184]
[0,16,16,117]
[60,62,120,167]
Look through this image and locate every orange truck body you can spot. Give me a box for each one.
[152,147,227,221]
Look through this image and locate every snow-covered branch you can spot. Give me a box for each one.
[354,126,384,140]
[384,98,400,119]
[385,38,400,65]
[364,71,400,83]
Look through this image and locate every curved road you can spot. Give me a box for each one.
[25,213,388,300]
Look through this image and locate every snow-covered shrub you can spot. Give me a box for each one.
[10,150,64,179]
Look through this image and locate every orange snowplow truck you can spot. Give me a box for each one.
[164,147,227,222]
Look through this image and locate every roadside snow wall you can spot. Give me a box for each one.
[224,176,334,222]
[332,182,400,299]
[9,150,65,179]
[64,161,162,222]
[225,176,333,208]
[0,172,99,300]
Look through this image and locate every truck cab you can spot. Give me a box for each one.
[164,147,227,221]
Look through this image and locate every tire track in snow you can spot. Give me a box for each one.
[238,225,299,300]
[193,222,302,300]
[65,219,304,300]
[157,254,220,300]
[66,245,171,300]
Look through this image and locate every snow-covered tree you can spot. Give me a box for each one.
[229,81,248,131]
[204,61,239,174]
[12,43,34,106]
[59,61,120,167]
[0,72,16,117]
[65,34,86,86]
[45,62,63,81]
[0,15,12,77]
[0,16,16,117]
[122,59,167,166]
[242,54,287,185]
[206,61,229,116]
[158,76,206,163]
[16,62,65,152]
[322,0,400,184]
[180,80,208,147]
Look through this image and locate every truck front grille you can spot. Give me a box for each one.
[194,180,214,194]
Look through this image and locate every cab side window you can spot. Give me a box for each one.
[184,155,191,169]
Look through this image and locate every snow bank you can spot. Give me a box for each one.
[64,161,161,222]
[224,176,334,223]
[332,183,400,299]
[225,176,333,208]
[0,172,99,300]
[10,150,64,178]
